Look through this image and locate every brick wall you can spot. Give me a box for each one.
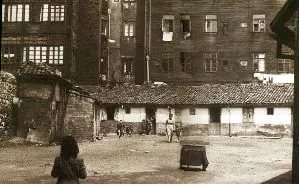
[148,0,287,83]
[64,92,96,141]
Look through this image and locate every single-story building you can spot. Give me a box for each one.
[83,83,294,137]
[15,61,101,143]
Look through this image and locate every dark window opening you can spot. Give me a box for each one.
[122,58,133,75]
[189,108,196,115]
[107,107,115,120]
[267,108,274,115]
[180,52,191,72]
[161,52,173,72]
[209,107,221,123]
[125,108,131,114]
[223,60,229,69]
[181,14,191,39]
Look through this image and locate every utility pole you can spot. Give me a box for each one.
[135,0,146,84]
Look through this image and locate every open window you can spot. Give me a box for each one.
[205,15,217,33]
[181,14,191,39]
[253,53,265,72]
[253,14,265,32]
[162,15,174,41]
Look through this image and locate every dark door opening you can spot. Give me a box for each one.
[209,107,221,123]
[107,107,115,120]
[209,107,221,135]
[146,108,156,134]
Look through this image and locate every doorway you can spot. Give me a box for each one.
[209,107,221,135]
[146,108,156,134]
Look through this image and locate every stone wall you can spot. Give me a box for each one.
[0,71,17,140]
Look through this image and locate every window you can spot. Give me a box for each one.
[122,58,133,75]
[180,52,191,72]
[123,0,135,9]
[124,22,134,36]
[162,15,174,41]
[223,60,229,67]
[181,14,191,38]
[205,15,217,32]
[253,14,265,32]
[40,4,49,21]
[204,52,217,72]
[222,22,229,34]
[189,109,196,115]
[253,53,265,72]
[1,46,18,64]
[50,5,64,21]
[278,59,293,73]
[25,46,48,63]
[22,46,64,64]
[49,46,64,64]
[101,19,107,36]
[161,52,173,72]
[267,108,274,115]
[125,108,131,114]
[5,4,29,22]
[114,0,120,2]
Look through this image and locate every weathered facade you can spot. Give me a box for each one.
[84,83,294,136]
[15,61,102,144]
[1,0,108,85]
[145,0,294,83]
[108,0,136,84]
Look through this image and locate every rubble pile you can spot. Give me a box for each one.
[0,71,17,140]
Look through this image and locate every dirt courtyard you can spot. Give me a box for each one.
[0,135,292,184]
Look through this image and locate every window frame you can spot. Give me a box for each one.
[204,15,218,33]
[253,14,266,32]
[278,58,293,73]
[161,52,174,72]
[267,108,274,115]
[162,15,174,41]
[125,108,131,114]
[204,52,218,72]
[189,108,196,115]
[122,0,135,9]
[123,22,134,37]
[180,52,192,72]
[122,58,134,75]
[4,4,30,22]
[252,53,265,72]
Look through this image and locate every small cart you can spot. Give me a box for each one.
[179,137,209,171]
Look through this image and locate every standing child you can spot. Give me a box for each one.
[51,136,87,184]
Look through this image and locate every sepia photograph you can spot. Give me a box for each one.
[0,0,298,183]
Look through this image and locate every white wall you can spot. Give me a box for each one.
[100,108,107,120]
[254,107,292,125]
[221,108,243,124]
[116,107,146,122]
[181,108,209,124]
[156,108,169,123]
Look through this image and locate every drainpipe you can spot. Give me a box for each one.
[228,106,231,137]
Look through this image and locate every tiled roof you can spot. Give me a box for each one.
[82,83,294,106]
[16,61,62,77]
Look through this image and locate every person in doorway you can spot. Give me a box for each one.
[51,136,87,183]
[116,120,123,139]
[166,113,175,143]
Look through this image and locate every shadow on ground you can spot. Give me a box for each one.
[262,170,292,184]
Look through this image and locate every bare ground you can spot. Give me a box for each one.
[0,135,292,184]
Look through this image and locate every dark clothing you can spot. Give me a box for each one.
[51,156,87,184]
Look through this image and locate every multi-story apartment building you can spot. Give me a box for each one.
[1,0,108,85]
[145,0,293,84]
[108,0,136,83]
